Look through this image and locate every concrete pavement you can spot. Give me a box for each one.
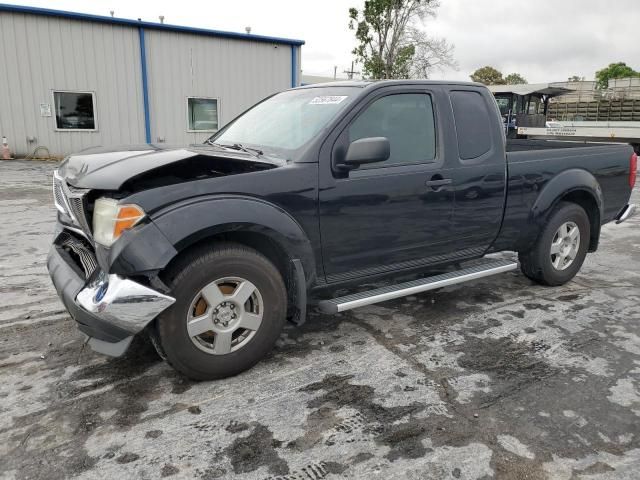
[1,161,639,479]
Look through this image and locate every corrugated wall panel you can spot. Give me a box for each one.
[144,30,292,145]
[0,12,145,156]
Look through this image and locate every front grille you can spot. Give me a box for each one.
[58,232,98,278]
[53,174,68,215]
[53,171,92,238]
[67,195,92,235]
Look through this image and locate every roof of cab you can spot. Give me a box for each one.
[296,79,485,89]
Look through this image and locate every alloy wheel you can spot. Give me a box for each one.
[186,277,263,355]
[550,221,580,271]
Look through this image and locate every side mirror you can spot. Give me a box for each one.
[342,137,390,168]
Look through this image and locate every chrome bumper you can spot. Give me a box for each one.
[48,240,175,357]
[76,271,175,336]
[616,204,636,224]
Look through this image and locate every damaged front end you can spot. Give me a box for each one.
[48,145,283,356]
[49,174,176,357]
[119,151,279,193]
[47,234,175,356]
[58,144,282,191]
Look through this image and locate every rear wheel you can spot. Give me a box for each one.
[156,242,287,380]
[519,202,590,286]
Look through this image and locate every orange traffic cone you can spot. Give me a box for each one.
[1,136,12,160]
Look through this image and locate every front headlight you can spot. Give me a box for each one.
[93,197,145,247]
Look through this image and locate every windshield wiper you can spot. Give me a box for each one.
[227,143,264,157]
[204,139,226,149]
[205,139,263,157]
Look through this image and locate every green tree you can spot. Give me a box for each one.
[470,66,505,85]
[595,62,639,89]
[504,73,527,85]
[349,0,456,79]
[567,75,584,82]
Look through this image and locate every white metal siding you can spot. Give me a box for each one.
[144,29,293,145]
[0,10,301,156]
[0,12,145,156]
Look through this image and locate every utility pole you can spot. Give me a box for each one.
[343,61,360,80]
[333,65,337,80]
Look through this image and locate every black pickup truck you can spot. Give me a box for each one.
[47,80,637,380]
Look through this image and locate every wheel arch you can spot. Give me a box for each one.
[151,196,316,323]
[531,169,603,252]
[556,190,601,252]
[162,229,298,306]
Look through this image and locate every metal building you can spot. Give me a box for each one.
[0,4,304,157]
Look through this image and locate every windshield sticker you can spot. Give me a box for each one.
[309,96,348,105]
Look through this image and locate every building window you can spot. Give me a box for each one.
[188,97,218,131]
[53,91,96,130]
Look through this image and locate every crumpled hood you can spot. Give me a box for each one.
[58,144,283,190]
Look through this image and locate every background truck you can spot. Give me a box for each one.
[489,83,640,152]
[47,80,637,380]
[489,83,571,136]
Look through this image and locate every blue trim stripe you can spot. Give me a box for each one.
[0,3,305,46]
[138,27,152,144]
[291,46,297,87]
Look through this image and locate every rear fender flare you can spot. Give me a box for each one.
[527,169,603,251]
[531,169,603,224]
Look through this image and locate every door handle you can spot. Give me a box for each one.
[425,178,452,187]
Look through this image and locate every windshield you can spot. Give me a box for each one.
[494,95,511,115]
[208,87,360,159]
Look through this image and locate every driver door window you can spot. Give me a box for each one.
[348,93,436,168]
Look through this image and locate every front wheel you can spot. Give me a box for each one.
[156,242,287,380]
[519,202,590,286]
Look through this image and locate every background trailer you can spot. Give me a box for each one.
[0,4,304,157]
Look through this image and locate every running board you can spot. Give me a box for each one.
[318,258,518,314]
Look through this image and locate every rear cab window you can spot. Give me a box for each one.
[449,90,494,161]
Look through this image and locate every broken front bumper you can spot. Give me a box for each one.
[47,241,175,357]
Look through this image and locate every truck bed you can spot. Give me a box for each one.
[493,140,634,254]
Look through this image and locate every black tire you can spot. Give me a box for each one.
[156,242,287,380]
[518,202,590,286]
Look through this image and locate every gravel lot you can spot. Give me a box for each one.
[1,160,639,480]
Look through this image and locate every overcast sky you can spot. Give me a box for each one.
[14,0,640,83]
